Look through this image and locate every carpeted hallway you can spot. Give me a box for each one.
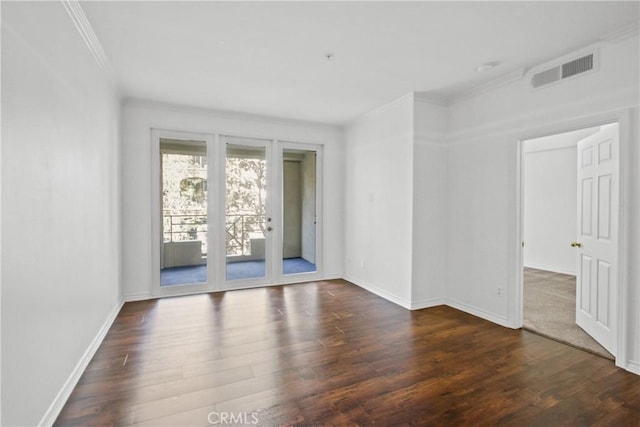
[523,267,613,359]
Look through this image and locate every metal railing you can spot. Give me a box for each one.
[225,214,265,256]
[163,212,264,257]
[163,212,208,254]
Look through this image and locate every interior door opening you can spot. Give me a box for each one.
[521,123,619,359]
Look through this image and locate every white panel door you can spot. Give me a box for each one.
[575,124,619,355]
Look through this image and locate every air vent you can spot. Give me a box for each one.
[531,66,561,88]
[562,54,593,78]
[531,53,595,89]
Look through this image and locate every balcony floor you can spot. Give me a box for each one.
[160,257,316,286]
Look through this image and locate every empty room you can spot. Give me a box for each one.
[2,1,639,426]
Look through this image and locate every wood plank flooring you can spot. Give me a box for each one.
[55,279,640,426]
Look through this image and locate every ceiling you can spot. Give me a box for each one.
[81,1,639,125]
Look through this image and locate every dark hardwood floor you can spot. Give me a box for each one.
[55,279,640,426]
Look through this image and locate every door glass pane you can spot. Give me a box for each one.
[225,141,267,280]
[282,149,317,275]
[160,138,208,286]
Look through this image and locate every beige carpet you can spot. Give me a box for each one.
[523,268,613,360]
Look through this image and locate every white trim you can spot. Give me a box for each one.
[0,2,3,420]
[348,92,414,128]
[60,0,119,91]
[601,22,640,44]
[345,276,513,326]
[410,298,447,310]
[448,67,526,105]
[446,299,514,329]
[448,86,638,144]
[413,92,449,107]
[625,361,640,375]
[124,98,341,132]
[523,263,576,277]
[343,276,413,310]
[123,292,152,302]
[614,109,632,371]
[38,301,123,427]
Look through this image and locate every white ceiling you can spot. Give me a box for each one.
[81,1,639,125]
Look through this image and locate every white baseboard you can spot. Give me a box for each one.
[343,275,412,310]
[123,292,152,302]
[524,263,576,276]
[320,273,343,281]
[445,298,513,329]
[39,300,123,427]
[622,360,640,375]
[410,298,447,310]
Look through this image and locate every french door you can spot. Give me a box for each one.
[152,130,321,296]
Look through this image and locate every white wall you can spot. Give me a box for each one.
[121,100,343,299]
[523,128,598,275]
[447,34,639,371]
[343,94,415,306]
[411,98,449,307]
[1,2,121,425]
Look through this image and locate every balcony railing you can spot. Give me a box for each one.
[163,212,208,254]
[225,214,265,256]
[163,212,264,257]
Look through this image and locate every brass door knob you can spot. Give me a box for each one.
[571,242,582,248]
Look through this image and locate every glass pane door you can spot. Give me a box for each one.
[224,137,270,281]
[159,138,208,287]
[282,148,317,275]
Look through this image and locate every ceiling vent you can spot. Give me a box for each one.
[531,53,595,89]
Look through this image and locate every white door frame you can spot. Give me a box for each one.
[514,109,632,370]
[218,135,274,290]
[151,128,217,298]
[275,141,324,285]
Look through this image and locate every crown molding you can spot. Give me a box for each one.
[123,98,343,132]
[413,92,449,107]
[448,67,526,105]
[347,92,415,128]
[61,0,119,91]
[601,21,640,44]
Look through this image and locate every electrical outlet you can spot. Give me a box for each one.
[497,287,502,296]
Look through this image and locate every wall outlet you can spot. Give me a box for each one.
[497,287,503,296]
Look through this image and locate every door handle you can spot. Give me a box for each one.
[571,242,582,248]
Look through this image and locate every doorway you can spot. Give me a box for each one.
[521,123,619,359]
